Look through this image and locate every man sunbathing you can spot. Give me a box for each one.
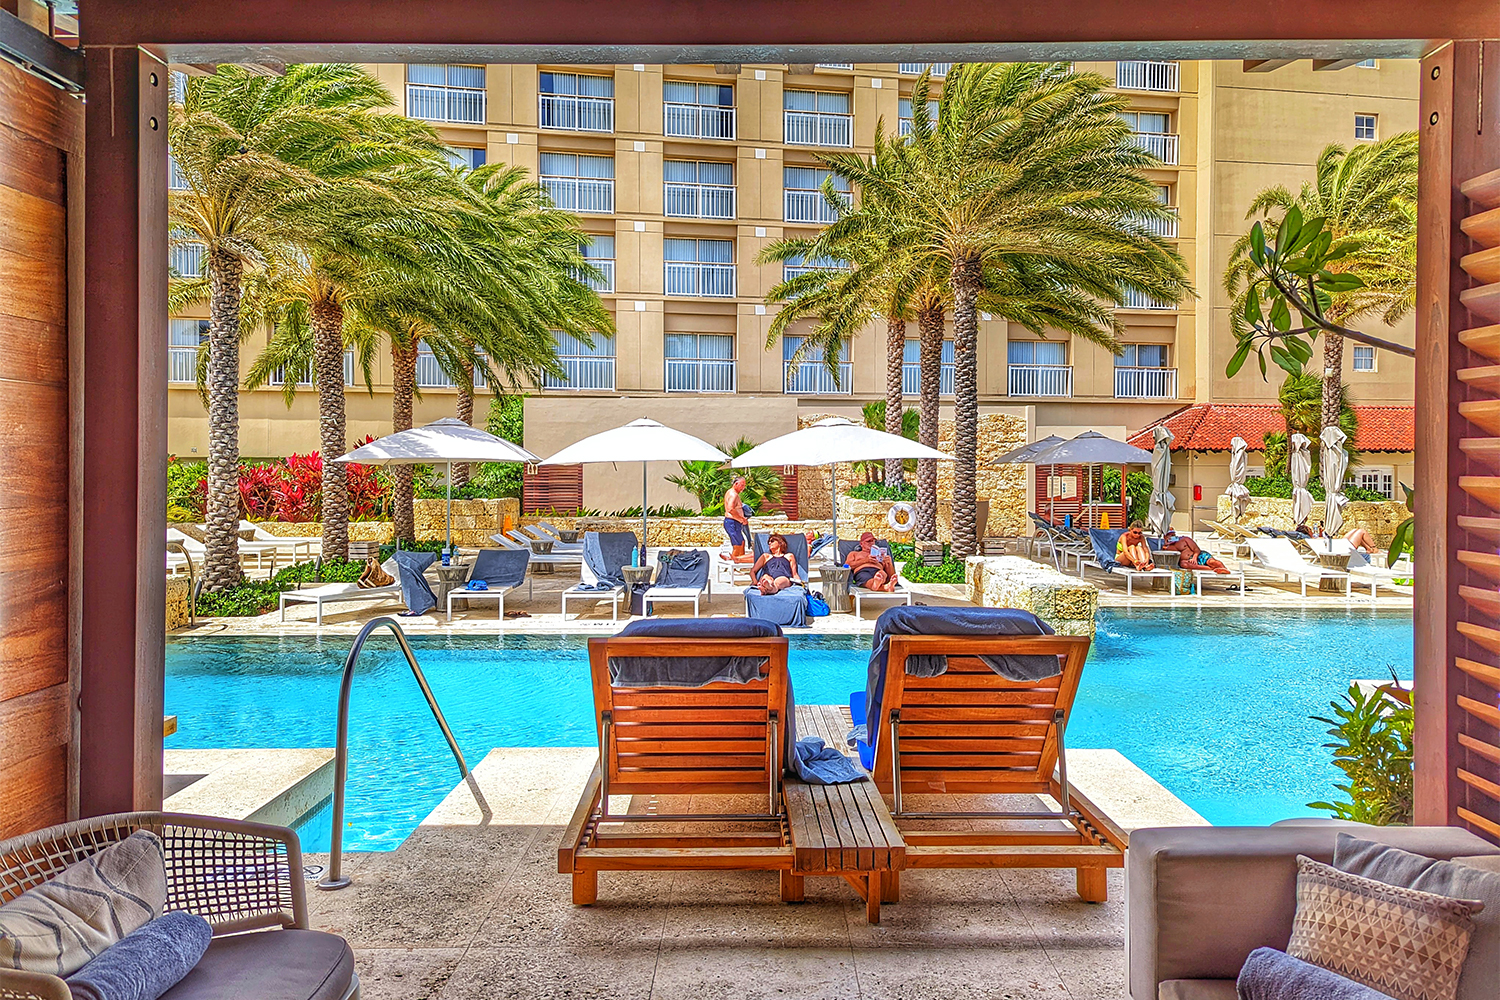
[1161,528,1229,574]
[845,531,898,592]
[1344,527,1378,553]
[1114,522,1155,572]
[751,533,798,595]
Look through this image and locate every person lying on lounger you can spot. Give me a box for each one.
[1161,529,1229,574]
[751,533,799,595]
[845,531,898,592]
[1115,522,1155,572]
[1344,527,1378,553]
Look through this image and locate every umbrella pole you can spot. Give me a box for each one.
[830,462,838,542]
[446,462,453,553]
[641,463,648,563]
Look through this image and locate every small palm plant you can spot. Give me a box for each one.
[1308,673,1414,826]
[666,438,784,516]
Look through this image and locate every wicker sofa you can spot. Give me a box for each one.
[0,812,357,1000]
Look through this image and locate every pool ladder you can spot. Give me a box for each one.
[317,616,490,890]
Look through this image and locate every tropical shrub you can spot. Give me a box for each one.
[1244,476,1385,503]
[1308,677,1413,825]
[193,557,365,616]
[666,437,784,515]
[167,458,208,522]
[848,482,918,502]
[379,540,447,560]
[1101,468,1153,524]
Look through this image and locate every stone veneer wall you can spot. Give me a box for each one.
[795,412,1029,540]
[964,556,1099,637]
[1214,495,1412,544]
[165,576,190,630]
[519,515,834,547]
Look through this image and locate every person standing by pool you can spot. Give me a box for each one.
[1115,522,1155,572]
[751,533,799,594]
[723,476,752,564]
[846,531,898,591]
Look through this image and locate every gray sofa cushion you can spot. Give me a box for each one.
[160,930,353,1000]
[1333,834,1500,1000]
[1158,981,1237,1000]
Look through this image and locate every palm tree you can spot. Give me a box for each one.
[169,63,444,581]
[1224,134,1417,432]
[819,65,1191,558]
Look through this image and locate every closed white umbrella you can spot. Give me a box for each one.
[1148,425,1175,537]
[1320,425,1350,539]
[336,417,541,551]
[730,416,952,542]
[1289,433,1314,530]
[540,417,729,552]
[1226,436,1251,522]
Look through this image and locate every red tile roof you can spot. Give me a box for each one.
[1126,403,1414,453]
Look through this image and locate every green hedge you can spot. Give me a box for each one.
[847,482,918,502]
[193,558,366,617]
[1245,476,1386,503]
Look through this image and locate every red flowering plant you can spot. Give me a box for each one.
[343,436,387,520]
[236,463,282,520]
[279,451,323,522]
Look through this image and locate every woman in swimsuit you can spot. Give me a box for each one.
[752,533,798,595]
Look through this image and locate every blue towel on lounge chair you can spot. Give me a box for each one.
[1088,528,1165,572]
[392,549,438,615]
[744,586,807,627]
[607,618,863,784]
[469,548,529,589]
[863,606,1060,754]
[1236,948,1391,1000]
[652,548,709,589]
[65,911,213,1000]
[580,530,638,591]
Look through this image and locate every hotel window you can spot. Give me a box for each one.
[901,339,955,395]
[168,319,208,384]
[168,155,189,191]
[783,166,851,224]
[664,239,735,297]
[663,81,735,139]
[897,97,938,137]
[783,90,853,147]
[664,334,736,392]
[663,160,735,219]
[1355,59,1378,68]
[543,331,615,390]
[1352,345,1377,371]
[406,64,486,124]
[1355,467,1396,500]
[538,153,615,214]
[1120,111,1177,163]
[782,336,851,394]
[1354,114,1378,141]
[1118,344,1169,368]
[539,72,615,132]
[1008,340,1068,366]
[580,235,614,293]
[444,146,486,170]
[169,229,205,279]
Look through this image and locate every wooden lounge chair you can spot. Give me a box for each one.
[869,631,1127,903]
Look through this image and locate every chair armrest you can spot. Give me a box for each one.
[0,969,70,1000]
[1127,823,1500,1000]
[158,812,309,934]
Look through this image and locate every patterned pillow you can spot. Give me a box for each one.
[1288,855,1483,1000]
[0,831,168,976]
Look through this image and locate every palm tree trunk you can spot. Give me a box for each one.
[202,248,244,591]
[884,314,907,490]
[1321,334,1344,434]
[951,257,982,561]
[915,301,944,542]
[312,297,349,561]
[391,341,418,543]
[453,358,475,487]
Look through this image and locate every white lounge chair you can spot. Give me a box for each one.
[239,519,319,561]
[1246,538,1350,597]
[560,529,637,621]
[642,550,711,617]
[166,527,203,576]
[519,524,582,551]
[1188,563,1247,596]
[490,531,582,595]
[278,557,404,625]
[446,548,530,621]
[1344,548,1400,598]
[836,539,915,616]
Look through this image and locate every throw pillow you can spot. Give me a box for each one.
[1335,835,1500,1000]
[1287,855,1481,1000]
[0,831,168,976]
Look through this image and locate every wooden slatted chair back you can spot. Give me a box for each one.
[589,636,790,798]
[870,634,1091,796]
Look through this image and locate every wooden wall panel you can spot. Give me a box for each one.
[0,57,78,836]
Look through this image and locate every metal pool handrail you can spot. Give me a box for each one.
[165,540,198,627]
[318,616,489,890]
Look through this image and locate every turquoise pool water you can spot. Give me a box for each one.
[164,609,1413,851]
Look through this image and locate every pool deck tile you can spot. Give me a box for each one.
[164,747,333,828]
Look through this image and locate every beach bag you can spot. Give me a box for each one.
[1172,568,1195,595]
[806,592,830,617]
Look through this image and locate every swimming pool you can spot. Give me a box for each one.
[164,608,1413,851]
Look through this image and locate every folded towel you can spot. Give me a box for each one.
[65,911,213,1000]
[583,531,639,589]
[791,737,867,785]
[469,548,529,589]
[466,580,489,591]
[1236,947,1392,1000]
[392,549,438,615]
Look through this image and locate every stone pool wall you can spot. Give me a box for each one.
[964,556,1099,637]
[165,576,190,629]
[1215,495,1411,543]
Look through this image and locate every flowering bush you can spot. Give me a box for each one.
[167,444,389,523]
[236,464,283,520]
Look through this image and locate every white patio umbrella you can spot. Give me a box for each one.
[539,417,729,551]
[1289,433,1315,530]
[336,417,541,551]
[729,416,952,542]
[1030,431,1154,531]
[1148,425,1175,537]
[1226,436,1251,522]
[1320,425,1350,538]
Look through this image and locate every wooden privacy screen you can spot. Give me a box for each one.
[0,58,80,837]
[523,463,583,515]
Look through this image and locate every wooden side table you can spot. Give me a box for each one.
[621,565,653,588]
[1149,550,1180,591]
[821,565,853,613]
[1317,552,1351,591]
[435,564,471,610]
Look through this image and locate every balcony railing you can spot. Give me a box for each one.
[406,85,485,124]
[1118,288,1175,310]
[663,103,735,140]
[541,177,614,214]
[664,182,735,219]
[169,243,205,278]
[816,63,854,70]
[168,346,198,383]
[580,259,615,293]
[539,94,614,133]
[899,63,952,76]
[784,110,853,147]
[901,362,955,396]
[1134,207,1178,238]
[665,358,737,393]
[1131,131,1179,165]
[784,188,849,224]
[543,356,615,390]
[1116,60,1180,92]
[273,351,355,387]
[665,262,736,297]
[1114,366,1178,399]
[1007,364,1073,397]
[783,360,853,394]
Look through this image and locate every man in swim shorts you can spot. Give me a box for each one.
[1161,528,1229,574]
[723,476,752,563]
[845,531,897,592]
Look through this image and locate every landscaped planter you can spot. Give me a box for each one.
[1215,495,1410,544]
[524,515,833,547]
